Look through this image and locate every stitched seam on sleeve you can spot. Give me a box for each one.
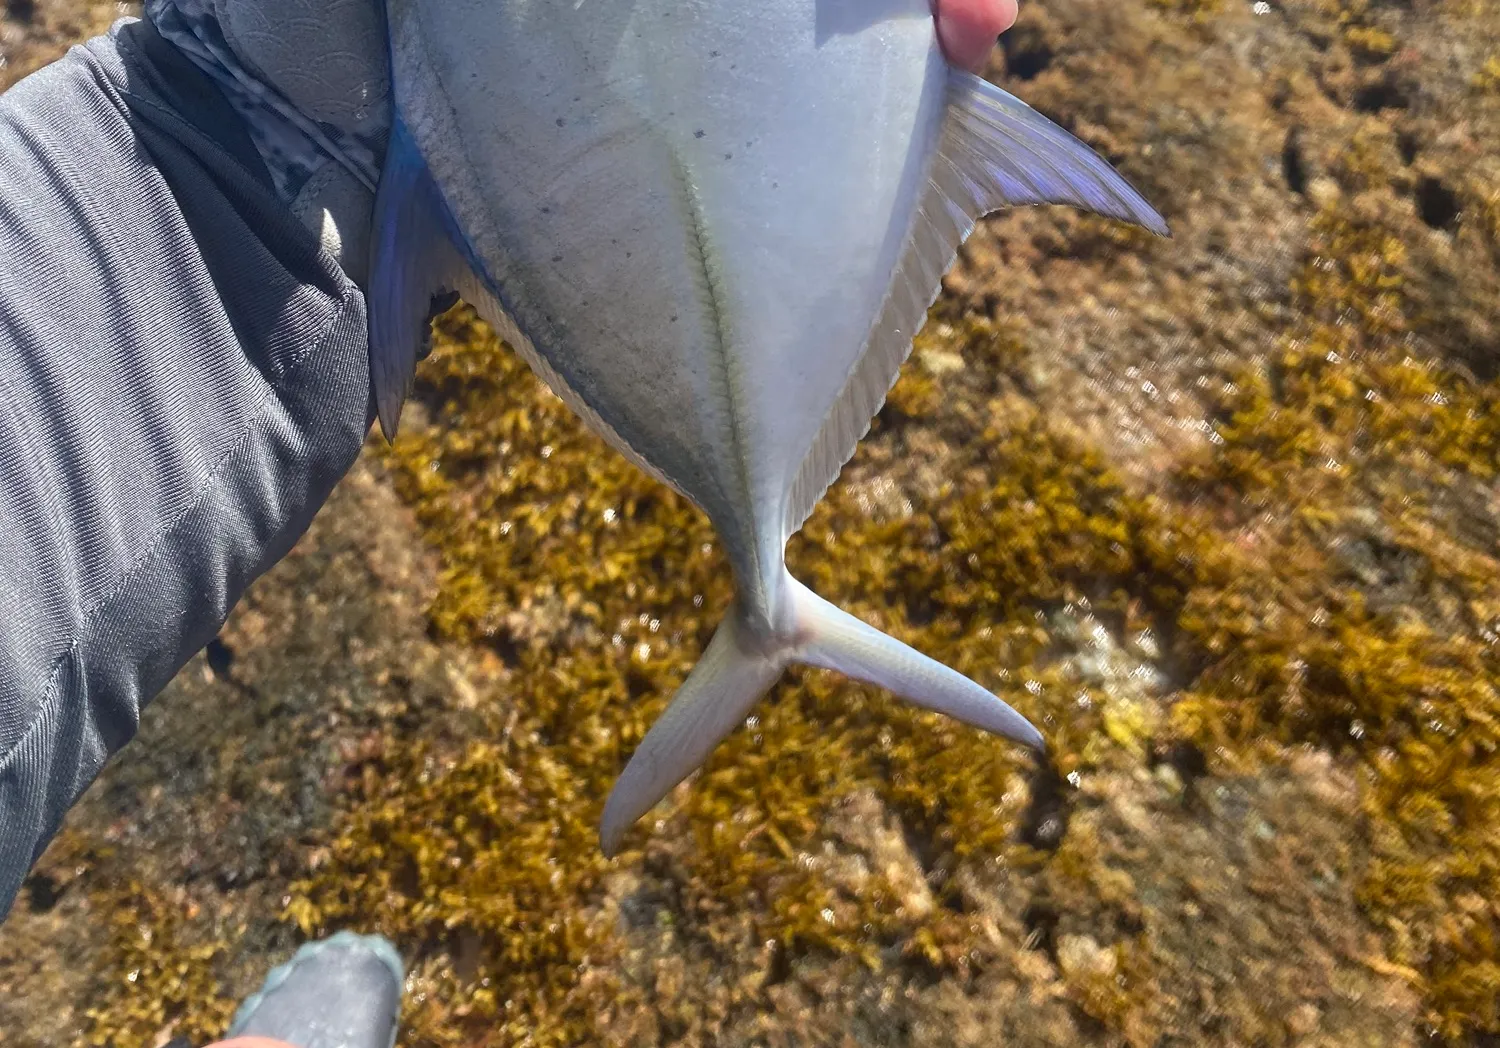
[0,286,362,782]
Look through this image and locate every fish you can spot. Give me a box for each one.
[369,0,1169,856]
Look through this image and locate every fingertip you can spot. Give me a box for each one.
[935,0,1019,73]
[990,0,1021,36]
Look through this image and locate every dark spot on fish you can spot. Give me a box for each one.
[556,117,566,127]
[724,153,733,160]
[694,129,706,139]
[541,206,551,214]
[626,252,633,259]
[552,255,564,263]
[710,50,720,58]
[7,0,35,21]
[670,315,679,323]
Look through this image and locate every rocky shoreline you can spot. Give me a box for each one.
[1,1,1496,1045]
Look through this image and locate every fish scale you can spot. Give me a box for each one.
[369,0,1169,856]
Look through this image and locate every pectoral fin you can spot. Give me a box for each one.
[367,117,475,439]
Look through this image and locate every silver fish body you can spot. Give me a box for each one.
[371,0,1168,854]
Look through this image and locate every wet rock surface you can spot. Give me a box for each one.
[1,1,1497,1046]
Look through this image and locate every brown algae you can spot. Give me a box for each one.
[278,149,1500,1042]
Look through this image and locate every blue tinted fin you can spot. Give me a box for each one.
[367,117,473,440]
[943,70,1169,235]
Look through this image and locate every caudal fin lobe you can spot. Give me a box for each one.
[599,574,1043,856]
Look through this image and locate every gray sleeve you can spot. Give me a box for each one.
[0,18,373,918]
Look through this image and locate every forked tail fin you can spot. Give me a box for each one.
[599,574,1044,855]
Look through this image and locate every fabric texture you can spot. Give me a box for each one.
[0,16,373,918]
[146,0,389,285]
[146,0,383,201]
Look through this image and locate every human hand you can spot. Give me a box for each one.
[208,0,1018,119]
[211,0,388,132]
[209,0,1018,103]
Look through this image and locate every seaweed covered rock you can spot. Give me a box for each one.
[2,0,1499,1045]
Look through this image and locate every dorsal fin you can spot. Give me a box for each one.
[784,70,1169,534]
